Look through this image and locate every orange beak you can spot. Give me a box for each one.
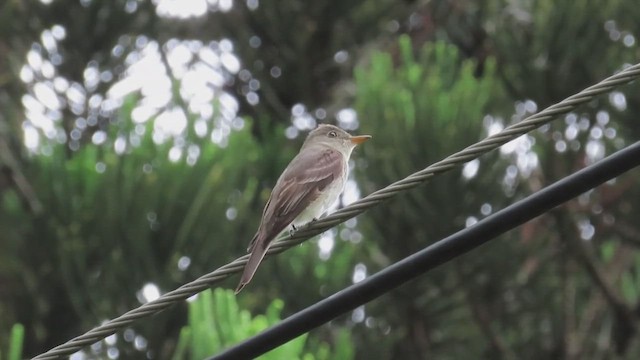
[349,135,372,145]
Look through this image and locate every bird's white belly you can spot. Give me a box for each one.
[292,167,348,228]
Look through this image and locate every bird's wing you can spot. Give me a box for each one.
[253,147,344,249]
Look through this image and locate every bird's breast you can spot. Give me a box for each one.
[292,161,348,228]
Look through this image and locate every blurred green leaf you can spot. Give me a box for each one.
[172,289,352,359]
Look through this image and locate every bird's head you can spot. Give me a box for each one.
[302,124,371,155]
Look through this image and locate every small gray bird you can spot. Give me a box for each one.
[235,124,371,293]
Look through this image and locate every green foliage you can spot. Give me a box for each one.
[356,36,503,238]
[489,0,639,104]
[351,13,640,356]
[0,323,24,360]
[0,104,296,353]
[352,37,512,358]
[172,289,353,360]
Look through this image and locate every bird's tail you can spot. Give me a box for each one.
[235,233,269,294]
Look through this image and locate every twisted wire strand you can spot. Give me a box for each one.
[33,63,640,360]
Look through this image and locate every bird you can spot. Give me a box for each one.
[235,124,371,293]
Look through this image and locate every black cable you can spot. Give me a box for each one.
[209,141,640,360]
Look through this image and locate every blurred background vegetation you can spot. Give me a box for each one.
[1,0,640,359]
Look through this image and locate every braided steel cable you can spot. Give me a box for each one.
[33,62,640,359]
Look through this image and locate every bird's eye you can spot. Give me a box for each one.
[328,131,337,138]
